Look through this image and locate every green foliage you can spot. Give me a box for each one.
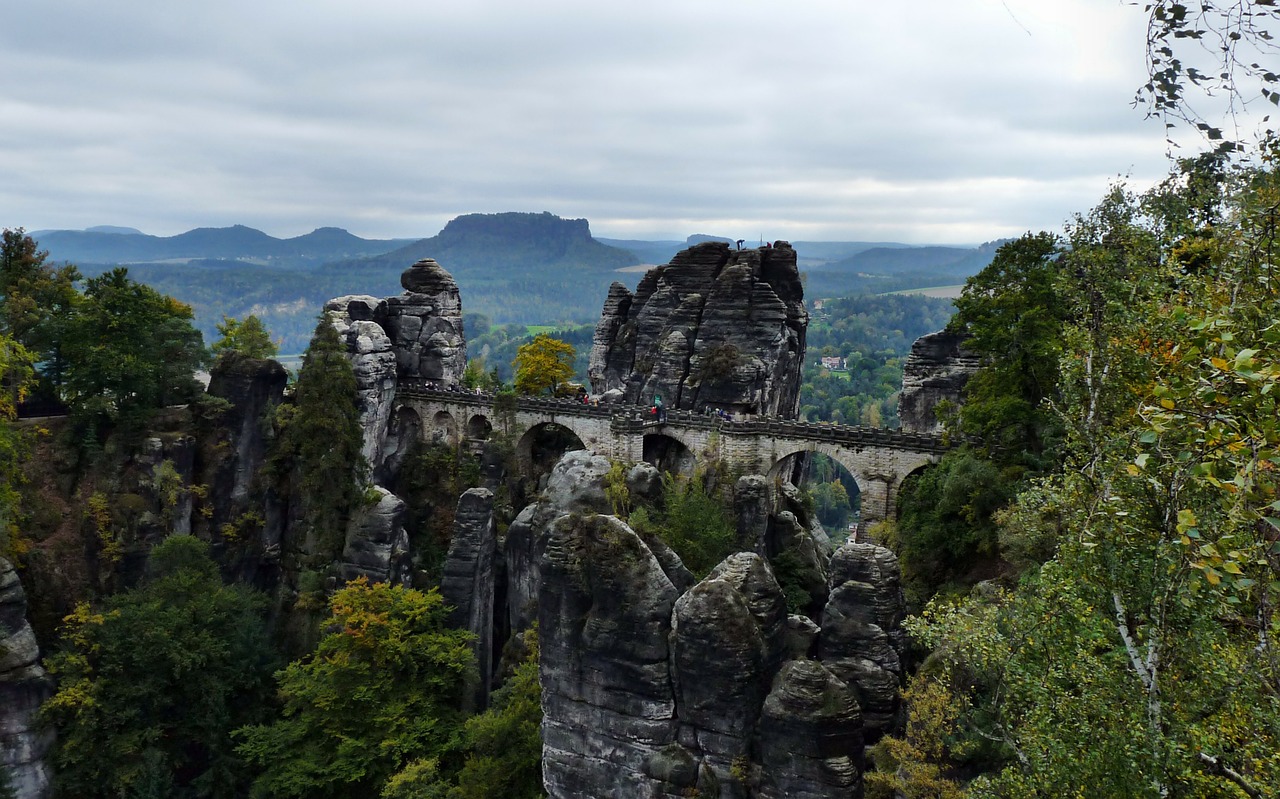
[0,228,81,397]
[443,631,545,799]
[61,267,207,436]
[42,536,277,799]
[235,578,475,799]
[800,294,956,426]
[896,158,1280,797]
[513,333,576,396]
[271,316,366,558]
[630,473,736,578]
[391,441,482,583]
[0,332,33,558]
[808,480,851,529]
[949,231,1067,466]
[604,460,631,518]
[212,314,278,360]
[895,450,1013,603]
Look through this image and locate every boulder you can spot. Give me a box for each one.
[376,259,466,383]
[338,486,411,586]
[326,297,398,470]
[0,559,53,799]
[757,659,863,799]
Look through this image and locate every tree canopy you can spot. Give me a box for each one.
[41,536,277,799]
[211,314,278,360]
[512,333,576,395]
[235,579,474,799]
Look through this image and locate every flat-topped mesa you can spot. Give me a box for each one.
[589,241,808,418]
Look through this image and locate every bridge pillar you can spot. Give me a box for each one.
[858,478,894,527]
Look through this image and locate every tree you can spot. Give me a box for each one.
[1134,1,1280,155]
[0,333,33,557]
[41,536,278,799]
[0,228,80,396]
[60,267,206,434]
[270,316,366,557]
[235,579,475,799]
[211,315,278,360]
[874,160,1280,798]
[512,333,575,395]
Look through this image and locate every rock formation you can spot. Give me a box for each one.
[204,352,289,524]
[440,488,497,711]
[524,453,899,798]
[896,329,980,434]
[325,296,398,470]
[339,486,411,587]
[589,242,808,418]
[819,543,908,741]
[0,559,53,799]
[379,258,466,383]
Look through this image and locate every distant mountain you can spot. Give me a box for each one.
[32,225,409,266]
[318,212,639,328]
[85,225,143,235]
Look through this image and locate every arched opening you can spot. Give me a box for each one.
[467,413,493,441]
[642,433,695,475]
[516,422,587,478]
[432,410,456,444]
[767,449,864,545]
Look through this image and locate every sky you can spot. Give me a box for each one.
[0,1,1225,245]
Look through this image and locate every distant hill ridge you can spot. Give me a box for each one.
[31,224,409,264]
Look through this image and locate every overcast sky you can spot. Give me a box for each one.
[0,1,1208,244]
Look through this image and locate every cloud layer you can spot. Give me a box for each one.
[0,1,1187,243]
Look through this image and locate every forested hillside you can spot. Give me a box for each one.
[866,154,1280,796]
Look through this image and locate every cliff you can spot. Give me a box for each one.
[0,559,53,799]
[896,329,979,434]
[589,241,808,418]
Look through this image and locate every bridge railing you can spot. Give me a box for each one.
[396,382,946,452]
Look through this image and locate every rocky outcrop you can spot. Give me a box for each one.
[204,353,289,523]
[378,259,466,383]
[589,242,808,418]
[757,660,863,799]
[896,329,979,434]
[326,296,399,470]
[539,513,681,799]
[819,543,908,741]
[339,486,411,587]
[0,560,53,799]
[531,463,902,798]
[440,488,497,711]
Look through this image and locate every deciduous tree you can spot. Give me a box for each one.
[512,333,575,396]
[235,579,474,799]
[211,314,278,360]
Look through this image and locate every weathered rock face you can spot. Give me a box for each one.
[440,488,497,711]
[897,329,980,434]
[326,296,399,470]
[377,258,466,383]
[589,242,808,418]
[819,542,908,741]
[0,560,53,799]
[539,513,681,799]
[531,465,903,798]
[204,352,289,524]
[339,486,411,587]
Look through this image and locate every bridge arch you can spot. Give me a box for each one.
[516,422,587,474]
[467,413,493,441]
[642,432,695,475]
[431,410,456,444]
[764,442,939,526]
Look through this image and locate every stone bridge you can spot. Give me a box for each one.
[396,382,947,523]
